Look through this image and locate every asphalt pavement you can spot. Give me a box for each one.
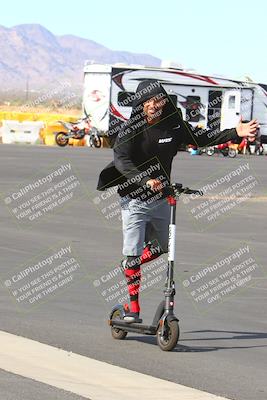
[0,144,266,400]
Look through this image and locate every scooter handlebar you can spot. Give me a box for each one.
[163,185,203,197]
[181,187,203,196]
[146,182,203,197]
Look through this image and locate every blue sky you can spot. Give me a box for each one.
[2,0,266,82]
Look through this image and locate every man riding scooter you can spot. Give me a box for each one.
[97,79,259,323]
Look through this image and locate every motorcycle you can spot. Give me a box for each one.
[55,117,101,148]
[205,141,237,158]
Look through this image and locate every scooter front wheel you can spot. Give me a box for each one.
[157,320,179,351]
[111,309,127,340]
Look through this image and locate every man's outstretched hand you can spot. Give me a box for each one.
[236,117,259,142]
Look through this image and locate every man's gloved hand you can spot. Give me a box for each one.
[146,179,164,192]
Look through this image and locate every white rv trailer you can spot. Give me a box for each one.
[83,63,267,146]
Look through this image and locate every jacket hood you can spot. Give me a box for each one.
[132,79,166,108]
[127,79,181,130]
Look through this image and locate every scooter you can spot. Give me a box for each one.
[108,183,203,351]
[205,142,237,158]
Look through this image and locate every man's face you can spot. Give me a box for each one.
[143,95,167,121]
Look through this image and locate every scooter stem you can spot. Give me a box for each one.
[166,195,177,287]
[163,194,177,315]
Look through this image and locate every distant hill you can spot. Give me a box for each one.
[0,24,161,92]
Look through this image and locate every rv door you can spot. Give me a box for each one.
[83,72,111,132]
[220,89,253,130]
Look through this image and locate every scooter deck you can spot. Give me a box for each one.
[109,320,158,335]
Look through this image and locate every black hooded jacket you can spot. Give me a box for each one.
[97,80,239,200]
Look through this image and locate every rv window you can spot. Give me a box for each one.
[186,96,202,122]
[117,92,135,107]
[207,90,222,131]
[168,95,177,106]
[228,96,236,109]
[208,91,223,108]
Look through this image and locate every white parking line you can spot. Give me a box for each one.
[0,330,230,400]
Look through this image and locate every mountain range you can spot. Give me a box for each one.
[0,24,161,92]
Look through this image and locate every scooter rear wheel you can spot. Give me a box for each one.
[111,309,127,340]
[157,320,179,351]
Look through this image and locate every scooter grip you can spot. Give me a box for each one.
[184,188,203,196]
